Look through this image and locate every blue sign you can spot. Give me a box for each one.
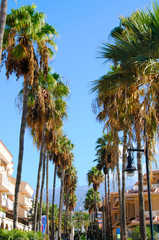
[41,215,47,235]
[116,228,120,239]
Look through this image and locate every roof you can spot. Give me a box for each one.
[0,140,13,158]
[143,170,159,177]
[127,215,159,227]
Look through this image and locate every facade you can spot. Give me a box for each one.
[0,140,34,230]
[109,171,159,239]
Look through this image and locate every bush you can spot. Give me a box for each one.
[0,229,45,240]
[128,226,157,240]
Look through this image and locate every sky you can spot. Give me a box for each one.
[0,0,155,191]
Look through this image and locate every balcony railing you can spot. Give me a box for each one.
[0,172,14,196]
[24,197,32,209]
[7,199,13,211]
[145,210,159,217]
[19,196,32,210]
[24,210,28,218]
[1,195,14,211]
[1,197,7,208]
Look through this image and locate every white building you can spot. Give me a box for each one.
[0,140,34,230]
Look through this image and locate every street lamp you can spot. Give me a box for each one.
[125,120,154,240]
[124,152,137,177]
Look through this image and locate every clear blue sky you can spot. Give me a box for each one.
[0,0,153,190]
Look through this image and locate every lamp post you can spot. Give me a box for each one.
[124,152,137,177]
[125,121,154,240]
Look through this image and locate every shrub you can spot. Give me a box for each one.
[27,231,44,240]
[0,229,45,240]
[128,226,157,240]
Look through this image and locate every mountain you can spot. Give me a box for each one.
[42,178,134,211]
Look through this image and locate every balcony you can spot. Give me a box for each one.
[0,141,13,165]
[152,184,159,189]
[20,182,34,198]
[7,198,14,211]
[0,172,14,196]
[145,210,159,217]
[24,210,28,218]
[1,196,7,208]
[1,194,14,211]
[19,196,32,210]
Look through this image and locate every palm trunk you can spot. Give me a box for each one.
[105,173,109,240]
[33,124,46,231]
[136,126,146,239]
[94,190,97,219]
[65,187,70,238]
[102,197,106,240]
[51,164,57,240]
[0,0,7,64]
[108,169,113,239]
[13,75,28,229]
[122,128,127,240]
[91,213,93,240]
[46,152,49,237]
[39,148,46,231]
[94,190,99,240]
[116,133,122,240]
[58,167,65,240]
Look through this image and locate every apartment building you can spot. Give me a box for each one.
[110,170,159,238]
[0,140,34,230]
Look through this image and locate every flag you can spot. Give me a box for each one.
[41,215,47,235]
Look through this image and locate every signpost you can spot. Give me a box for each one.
[41,215,47,235]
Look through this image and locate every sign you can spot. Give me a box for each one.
[116,228,120,240]
[41,215,47,235]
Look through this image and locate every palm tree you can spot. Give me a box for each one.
[57,136,74,240]
[87,166,104,240]
[91,66,133,239]
[0,0,7,64]
[63,165,77,238]
[91,3,159,239]
[83,188,101,240]
[24,70,69,231]
[39,149,46,231]
[3,5,57,228]
[51,161,57,240]
[83,213,90,232]
[95,138,109,239]
[87,167,104,217]
[46,152,49,237]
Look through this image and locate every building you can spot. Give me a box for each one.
[0,140,34,230]
[109,170,159,239]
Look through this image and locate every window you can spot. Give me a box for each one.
[145,200,149,211]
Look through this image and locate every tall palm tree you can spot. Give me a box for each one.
[83,188,101,240]
[95,135,110,239]
[63,165,77,238]
[57,136,74,240]
[51,161,57,240]
[23,70,69,231]
[91,66,133,239]
[87,167,104,217]
[39,149,46,231]
[3,5,57,228]
[87,166,104,240]
[0,0,7,64]
[46,151,49,237]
